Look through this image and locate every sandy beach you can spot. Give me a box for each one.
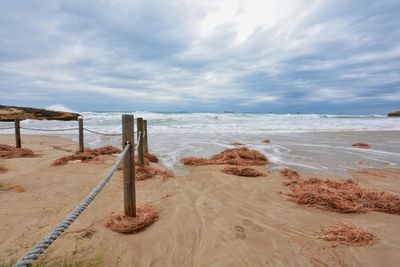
[1,134,400,266]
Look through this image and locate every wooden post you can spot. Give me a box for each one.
[78,117,84,152]
[122,114,136,217]
[15,118,21,148]
[143,119,148,154]
[137,117,144,167]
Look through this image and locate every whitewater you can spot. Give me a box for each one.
[1,112,399,176]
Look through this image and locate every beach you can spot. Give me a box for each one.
[2,0,400,265]
[1,133,400,266]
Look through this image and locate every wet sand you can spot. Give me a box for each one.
[148,130,400,176]
[1,134,400,266]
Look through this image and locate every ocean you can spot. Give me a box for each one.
[1,112,400,176]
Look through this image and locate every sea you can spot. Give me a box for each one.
[1,112,400,176]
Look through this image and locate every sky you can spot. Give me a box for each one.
[0,0,399,114]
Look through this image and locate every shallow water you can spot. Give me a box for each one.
[1,112,399,176]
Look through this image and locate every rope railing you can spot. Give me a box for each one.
[14,143,131,267]
[20,126,79,132]
[1,125,138,136]
[83,127,121,136]
[4,115,150,265]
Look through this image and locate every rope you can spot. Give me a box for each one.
[20,127,79,132]
[1,127,140,136]
[0,126,15,130]
[83,128,121,136]
[14,144,131,267]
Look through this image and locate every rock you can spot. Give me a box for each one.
[0,105,80,121]
[388,111,400,117]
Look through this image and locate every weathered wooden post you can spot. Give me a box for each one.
[14,118,21,148]
[122,114,136,217]
[143,119,148,154]
[137,117,145,167]
[78,117,84,152]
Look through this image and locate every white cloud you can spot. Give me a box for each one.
[0,0,399,111]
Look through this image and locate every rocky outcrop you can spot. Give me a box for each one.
[0,105,80,121]
[388,111,400,117]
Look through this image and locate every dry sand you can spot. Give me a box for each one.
[1,134,400,266]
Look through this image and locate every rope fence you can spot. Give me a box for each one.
[83,127,122,136]
[0,125,136,136]
[0,117,147,154]
[14,143,131,267]
[9,115,151,266]
[20,126,79,132]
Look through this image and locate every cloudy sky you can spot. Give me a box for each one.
[0,0,399,113]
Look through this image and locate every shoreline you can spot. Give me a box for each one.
[1,134,400,266]
[1,130,400,177]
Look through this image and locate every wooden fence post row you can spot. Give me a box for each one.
[78,117,84,152]
[14,118,21,148]
[143,119,148,154]
[137,117,145,167]
[122,114,136,217]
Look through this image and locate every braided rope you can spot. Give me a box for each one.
[20,127,79,132]
[83,128,121,136]
[14,144,131,267]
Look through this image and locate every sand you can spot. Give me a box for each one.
[1,134,400,266]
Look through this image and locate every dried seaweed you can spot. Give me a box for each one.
[106,204,159,233]
[91,146,121,155]
[316,221,378,246]
[136,166,174,181]
[280,168,400,214]
[145,153,159,163]
[222,166,266,177]
[181,147,268,166]
[352,143,370,148]
[0,144,34,158]
[52,146,121,166]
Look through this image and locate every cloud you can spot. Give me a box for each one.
[0,0,399,113]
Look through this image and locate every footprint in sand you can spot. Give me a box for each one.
[234,225,247,239]
[242,219,264,232]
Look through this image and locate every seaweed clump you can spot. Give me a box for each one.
[106,204,159,233]
[222,166,266,177]
[280,168,400,214]
[0,144,34,158]
[181,147,267,166]
[352,143,370,148]
[52,146,121,166]
[144,153,159,163]
[316,221,378,246]
[136,166,174,181]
